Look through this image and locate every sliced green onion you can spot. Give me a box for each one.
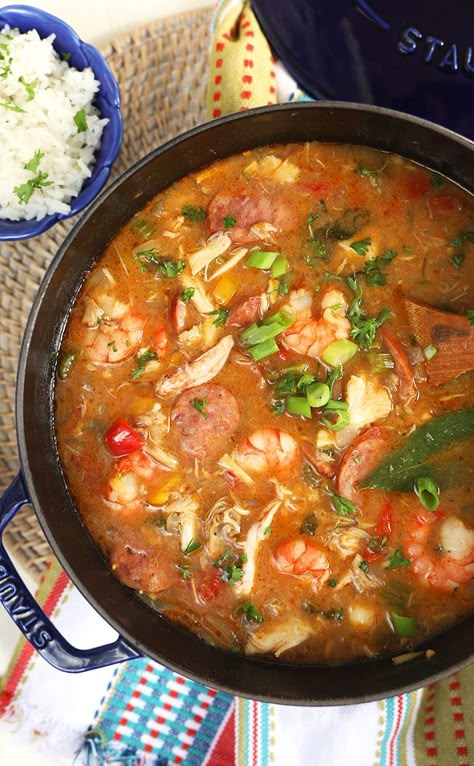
[367,351,395,373]
[271,253,288,277]
[320,409,350,431]
[324,399,349,411]
[247,339,279,361]
[423,343,438,361]
[246,250,279,269]
[414,476,440,511]
[306,382,330,408]
[287,396,312,418]
[391,611,417,638]
[321,339,358,366]
[58,350,75,380]
[261,310,295,327]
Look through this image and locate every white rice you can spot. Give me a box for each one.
[0,25,109,221]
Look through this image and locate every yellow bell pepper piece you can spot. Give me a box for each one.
[130,396,156,416]
[214,274,237,305]
[147,473,181,506]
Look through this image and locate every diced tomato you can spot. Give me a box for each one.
[429,195,462,215]
[406,173,431,198]
[197,569,222,602]
[104,419,144,457]
[152,325,169,358]
[365,502,393,563]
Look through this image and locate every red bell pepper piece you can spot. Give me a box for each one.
[365,502,393,563]
[197,569,223,603]
[104,419,144,457]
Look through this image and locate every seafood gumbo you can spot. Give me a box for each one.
[55,143,474,663]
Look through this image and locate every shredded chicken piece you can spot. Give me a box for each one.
[235,500,281,595]
[249,222,278,244]
[246,618,312,657]
[82,296,104,327]
[165,491,201,551]
[180,273,215,313]
[218,452,254,486]
[206,498,250,558]
[178,316,219,352]
[156,336,234,397]
[345,375,392,431]
[188,232,232,275]
[136,403,178,470]
[322,521,371,558]
[335,554,384,593]
[243,154,300,184]
[208,247,248,281]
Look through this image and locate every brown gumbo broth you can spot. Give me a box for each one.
[55,142,474,663]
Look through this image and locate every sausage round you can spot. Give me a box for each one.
[170,383,240,462]
[207,192,295,242]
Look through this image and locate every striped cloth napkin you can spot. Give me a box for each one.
[1,559,473,765]
[0,4,473,764]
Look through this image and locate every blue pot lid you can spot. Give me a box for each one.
[251,0,474,140]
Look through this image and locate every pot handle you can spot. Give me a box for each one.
[0,473,141,672]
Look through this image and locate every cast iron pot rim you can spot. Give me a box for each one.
[15,101,474,705]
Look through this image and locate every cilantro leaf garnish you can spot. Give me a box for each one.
[467,309,474,325]
[180,287,195,303]
[183,539,202,556]
[359,156,391,176]
[74,109,88,133]
[209,308,229,327]
[234,601,264,623]
[14,169,52,204]
[325,485,356,516]
[131,349,158,379]
[158,259,186,278]
[18,75,35,100]
[387,547,411,570]
[223,215,236,229]
[362,248,398,286]
[347,277,391,348]
[182,204,206,221]
[24,150,44,174]
[350,237,372,256]
[193,398,208,419]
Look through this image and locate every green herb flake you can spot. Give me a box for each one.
[131,349,158,379]
[430,173,444,188]
[467,309,474,325]
[74,109,88,133]
[18,75,35,100]
[223,215,236,229]
[234,601,264,623]
[300,512,318,536]
[177,564,192,580]
[451,252,465,269]
[387,547,411,570]
[24,149,44,174]
[350,237,372,256]
[271,400,285,415]
[62,51,72,61]
[209,308,229,327]
[325,485,356,516]
[180,287,195,303]
[347,277,391,348]
[307,212,319,225]
[359,156,391,176]
[359,560,369,573]
[327,578,338,588]
[193,397,208,419]
[305,238,326,262]
[107,340,118,353]
[367,535,388,554]
[0,100,24,113]
[183,539,202,556]
[14,169,53,204]
[131,218,155,238]
[263,526,272,537]
[159,259,186,278]
[363,248,398,286]
[182,204,206,221]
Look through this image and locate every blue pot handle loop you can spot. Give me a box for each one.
[0,473,141,671]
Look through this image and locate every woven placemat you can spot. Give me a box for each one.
[0,6,212,581]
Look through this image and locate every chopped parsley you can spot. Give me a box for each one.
[62,51,72,61]
[177,564,192,580]
[467,309,474,325]
[74,109,88,133]
[300,512,318,536]
[327,578,338,588]
[209,308,229,327]
[430,173,444,188]
[367,535,388,554]
[307,212,319,225]
[234,601,264,623]
[0,101,25,113]
[183,539,202,556]
[182,204,206,221]
[14,169,52,204]
[213,549,246,584]
[362,248,398,286]
[305,238,326,263]
[271,400,285,415]
[451,252,465,269]
[131,349,158,379]
[350,237,372,256]
[387,547,411,570]
[24,149,44,174]
[359,156,391,176]
[0,55,12,79]
[18,75,35,100]
[347,277,391,348]
[180,287,195,303]
[193,397,208,419]
[223,215,236,229]
[278,274,291,295]
[359,560,369,573]
[158,259,186,278]
[304,601,344,621]
[107,340,118,353]
[325,485,356,516]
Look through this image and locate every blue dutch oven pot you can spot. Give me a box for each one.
[252,0,474,139]
[1,103,474,704]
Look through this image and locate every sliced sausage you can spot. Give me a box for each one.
[379,328,418,405]
[228,293,267,327]
[106,529,176,593]
[170,383,240,462]
[207,192,295,242]
[336,425,392,500]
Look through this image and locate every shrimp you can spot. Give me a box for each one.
[403,511,474,592]
[273,538,330,589]
[282,289,351,359]
[106,451,164,507]
[234,428,299,475]
[84,308,146,364]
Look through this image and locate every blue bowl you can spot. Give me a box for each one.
[0,5,122,241]
[252,0,474,141]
